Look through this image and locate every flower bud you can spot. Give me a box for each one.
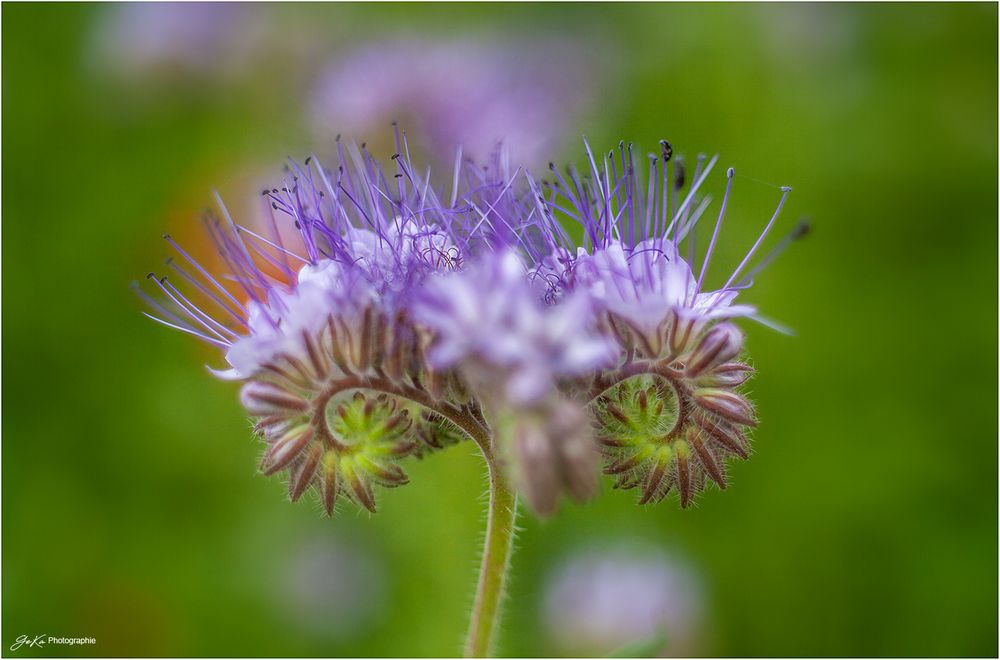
[692,388,756,427]
[686,427,726,489]
[513,420,560,516]
[321,451,339,516]
[356,454,409,487]
[261,424,313,476]
[673,439,693,508]
[667,308,704,357]
[696,362,753,388]
[685,324,743,378]
[512,400,599,516]
[549,401,600,504]
[606,315,636,353]
[240,381,309,416]
[638,446,672,505]
[288,443,322,502]
[340,457,377,512]
[691,411,749,459]
[412,410,464,456]
[254,415,298,439]
[603,445,655,475]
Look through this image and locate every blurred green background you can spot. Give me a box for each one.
[3,3,997,657]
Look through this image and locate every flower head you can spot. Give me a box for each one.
[137,131,800,514]
[414,248,617,405]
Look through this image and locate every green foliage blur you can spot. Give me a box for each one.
[3,3,996,657]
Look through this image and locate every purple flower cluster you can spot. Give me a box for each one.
[137,131,799,515]
[414,249,618,404]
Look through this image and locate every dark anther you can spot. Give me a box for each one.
[146,272,156,279]
[394,173,403,178]
[793,220,812,239]
[660,140,673,162]
[271,202,278,209]
[318,191,325,197]
[261,190,270,196]
[391,153,400,160]
[361,142,367,149]
[162,233,172,240]
[548,162,555,170]
[335,133,341,142]
[294,221,301,229]
[304,156,312,165]
[272,188,278,193]
[674,161,686,190]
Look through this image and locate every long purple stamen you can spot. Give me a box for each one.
[696,166,735,293]
[665,154,717,242]
[735,219,809,289]
[138,133,797,389]
[722,186,792,291]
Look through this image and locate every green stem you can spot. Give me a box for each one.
[312,375,518,656]
[464,463,518,658]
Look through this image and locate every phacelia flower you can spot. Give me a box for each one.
[543,543,706,656]
[276,533,387,640]
[91,3,267,84]
[309,38,603,164]
[137,131,800,515]
[413,248,617,405]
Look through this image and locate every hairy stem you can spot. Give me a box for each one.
[310,373,517,656]
[464,463,518,658]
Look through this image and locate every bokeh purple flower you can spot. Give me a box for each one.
[275,533,386,640]
[309,38,603,164]
[543,544,706,656]
[91,3,267,83]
